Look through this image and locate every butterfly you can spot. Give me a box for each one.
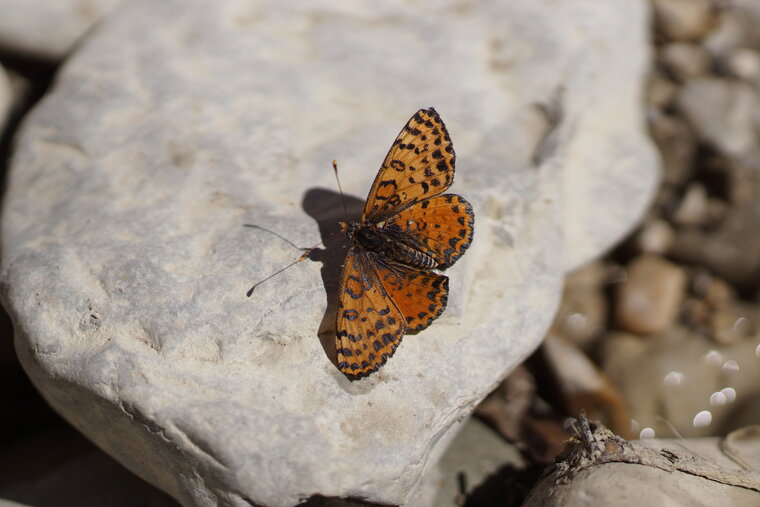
[335,108,475,380]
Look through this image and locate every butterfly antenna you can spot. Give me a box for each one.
[332,160,350,223]
[244,224,315,252]
[246,250,312,297]
[244,225,324,296]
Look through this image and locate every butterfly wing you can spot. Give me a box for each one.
[335,247,406,379]
[375,264,449,333]
[383,194,474,269]
[363,108,456,222]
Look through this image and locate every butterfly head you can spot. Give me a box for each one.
[341,221,360,241]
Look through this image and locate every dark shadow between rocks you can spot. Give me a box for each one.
[462,463,544,507]
[301,187,364,376]
[296,494,395,507]
[0,425,178,507]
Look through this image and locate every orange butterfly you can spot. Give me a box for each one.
[336,108,475,380]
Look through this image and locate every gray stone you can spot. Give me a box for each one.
[648,113,696,186]
[670,169,760,289]
[676,77,759,164]
[0,0,122,60]
[0,0,658,505]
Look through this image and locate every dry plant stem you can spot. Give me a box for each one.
[553,414,760,492]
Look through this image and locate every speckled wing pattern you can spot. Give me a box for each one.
[363,108,456,222]
[374,264,449,333]
[335,248,405,379]
[383,194,474,268]
[335,107,474,380]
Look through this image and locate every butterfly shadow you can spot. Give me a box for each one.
[301,187,364,373]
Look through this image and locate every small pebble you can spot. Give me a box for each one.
[648,113,696,185]
[652,0,715,42]
[703,11,745,59]
[647,72,678,108]
[708,300,757,344]
[635,219,675,254]
[672,183,708,226]
[676,77,759,159]
[660,43,711,81]
[615,254,687,334]
[724,48,760,82]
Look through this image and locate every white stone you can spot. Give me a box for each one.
[0,0,657,505]
[557,1,659,269]
[0,0,122,60]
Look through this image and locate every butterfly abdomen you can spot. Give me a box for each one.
[352,223,437,270]
[383,238,437,269]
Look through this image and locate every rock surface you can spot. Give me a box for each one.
[0,0,122,60]
[0,0,657,505]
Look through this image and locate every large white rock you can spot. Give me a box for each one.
[0,0,657,505]
[0,0,122,60]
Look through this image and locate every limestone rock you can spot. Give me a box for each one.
[0,0,122,60]
[0,0,657,505]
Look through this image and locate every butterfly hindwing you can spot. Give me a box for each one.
[363,108,456,222]
[383,194,474,268]
[335,247,406,379]
[375,264,449,333]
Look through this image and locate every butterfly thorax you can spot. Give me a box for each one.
[345,220,438,270]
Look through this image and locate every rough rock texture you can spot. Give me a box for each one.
[0,0,658,505]
[0,0,122,60]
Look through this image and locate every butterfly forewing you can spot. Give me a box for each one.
[383,194,475,268]
[335,248,405,379]
[362,108,456,222]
